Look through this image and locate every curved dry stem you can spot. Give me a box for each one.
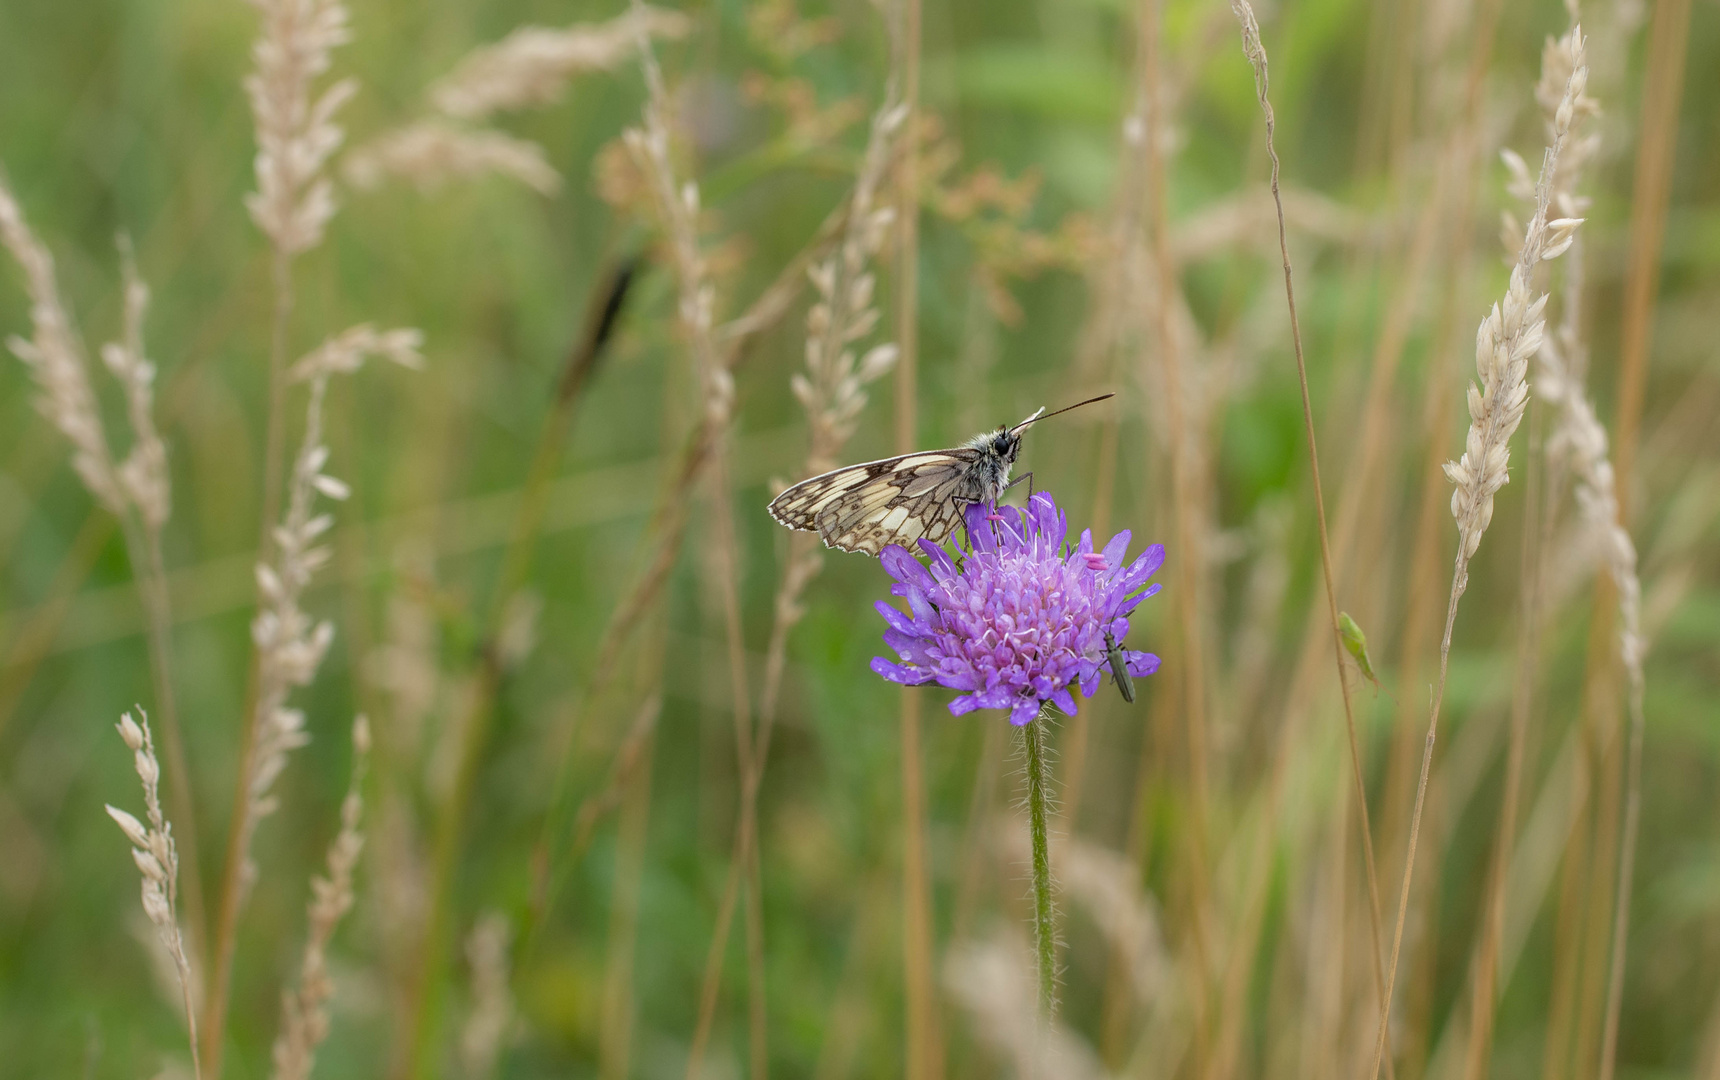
[205,244,294,1077]
[1597,0,1692,1068]
[1226,3,1393,1060]
[1135,7,1215,1062]
[892,0,939,1071]
[1372,557,1467,1078]
[1462,410,1543,1077]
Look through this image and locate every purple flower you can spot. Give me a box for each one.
[870,491,1164,725]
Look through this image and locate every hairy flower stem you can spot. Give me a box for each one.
[1023,711,1057,1020]
[1018,711,1059,1024]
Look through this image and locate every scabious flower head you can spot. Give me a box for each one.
[870,491,1163,725]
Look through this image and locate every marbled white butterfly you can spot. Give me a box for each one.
[767,393,1113,555]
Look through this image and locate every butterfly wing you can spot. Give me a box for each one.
[768,448,987,555]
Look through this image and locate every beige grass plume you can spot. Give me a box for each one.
[1373,28,1590,1079]
[458,912,516,1080]
[1521,26,1639,693]
[344,9,685,196]
[244,0,357,255]
[1513,25,1646,1079]
[1442,39,1588,571]
[240,327,420,902]
[622,0,727,427]
[945,934,1112,1080]
[430,6,689,121]
[343,122,561,195]
[795,97,905,476]
[271,716,370,1080]
[106,241,172,531]
[107,710,202,1080]
[764,70,905,704]
[0,177,126,515]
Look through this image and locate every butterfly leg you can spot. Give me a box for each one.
[1003,471,1035,501]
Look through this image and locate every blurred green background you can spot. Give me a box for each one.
[1,0,1717,1076]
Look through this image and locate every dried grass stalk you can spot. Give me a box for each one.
[1225,4,1393,1062]
[239,328,420,893]
[244,0,356,256]
[614,8,760,1076]
[684,32,906,1080]
[107,710,202,1080]
[430,6,689,121]
[945,936,1110,1080]
[794,104,904,476]
[459,913,515,1080]
[213,1,372,1053]
[206,325,419,1075]
[343,122,561,195]
[1512,26,1648,1078]
[1059,837,1167,1010]
[271,716,370,1080]
[1466,23,1606,1074]
[4,181,201,955]
[1372,29,1590,1078]
[105,241,172,531]
[0,177,125,515]
[623,8,726,425]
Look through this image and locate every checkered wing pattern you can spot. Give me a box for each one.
[767,448,988,556]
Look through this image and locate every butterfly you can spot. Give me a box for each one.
[767,394,1113,556]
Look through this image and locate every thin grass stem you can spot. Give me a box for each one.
[1371,39,1590,1076]
[1597,0,1692,1070]
[1462,405,1543,1078]
[1225,7,1393,1066]
[204,239,295,1080]
[1136,4,1216,1062]
[892,0,941,1073]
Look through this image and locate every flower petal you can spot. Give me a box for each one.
[907,587,940,627]
[1127,651,1161,678]
[871,657,935,685]
[882,629,935,665]
[919,538,959,580]
[964,502,997,552]
[1118,581,1163,616]
[1009,698,1041,726]
[1080,668,1100,699]
[1128,543,1166,580]
[1101,529,1132,569]
[874,600,919,637]
[881,544,935,590]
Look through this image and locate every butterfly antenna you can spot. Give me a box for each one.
[1010,392,1115,433]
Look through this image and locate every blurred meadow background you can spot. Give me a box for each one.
[1,0,1718,1075]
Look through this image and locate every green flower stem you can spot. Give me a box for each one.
[1022,709,1056,1019]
